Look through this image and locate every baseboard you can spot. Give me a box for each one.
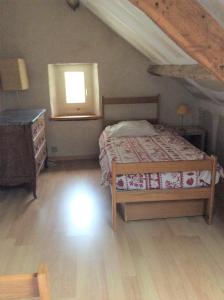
[48,154,98,162]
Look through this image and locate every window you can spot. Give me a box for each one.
[64,71,86,104]
[48,63,101,119]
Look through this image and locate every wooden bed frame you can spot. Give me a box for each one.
[102,95,160,126]
[111,157,216,230]
[102,96,217,230]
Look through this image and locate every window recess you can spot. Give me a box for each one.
[48,63,101,120]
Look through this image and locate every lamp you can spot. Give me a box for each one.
[0,58,29,91]
[176,104,190,128]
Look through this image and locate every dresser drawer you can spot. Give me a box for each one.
[32,115,45,140]
[35,142,47,175]
[33,129,46,156]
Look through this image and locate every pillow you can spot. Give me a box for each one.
[105,120,157,137]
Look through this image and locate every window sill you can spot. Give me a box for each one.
[50,115,102,121]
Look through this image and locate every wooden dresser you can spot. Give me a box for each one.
[0,109,47,198]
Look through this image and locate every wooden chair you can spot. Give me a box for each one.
[0,264,51,300]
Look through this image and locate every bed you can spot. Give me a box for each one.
[100,95,220,230]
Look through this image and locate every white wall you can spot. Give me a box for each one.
[0,0,199,157]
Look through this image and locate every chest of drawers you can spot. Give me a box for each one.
[0,109,47,198]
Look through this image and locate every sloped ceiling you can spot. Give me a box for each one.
[80,0,224,105]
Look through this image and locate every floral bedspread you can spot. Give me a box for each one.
[99,125,223,191]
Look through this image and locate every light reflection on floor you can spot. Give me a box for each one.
[64,183,99,235]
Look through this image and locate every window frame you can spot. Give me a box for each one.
[55,64,94,116]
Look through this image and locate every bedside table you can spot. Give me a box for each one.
[173,126,206,151]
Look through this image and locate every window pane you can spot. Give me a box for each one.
[64,71,86,104]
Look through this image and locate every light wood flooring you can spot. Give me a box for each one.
[0,160,224,300]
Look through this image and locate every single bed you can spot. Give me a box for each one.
[100,95,220,230]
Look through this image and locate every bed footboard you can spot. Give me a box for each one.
[111,156,217,230]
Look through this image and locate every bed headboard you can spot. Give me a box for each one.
[102,95,160,127]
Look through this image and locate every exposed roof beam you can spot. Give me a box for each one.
[148,64,216,81]
[129,0,224,82]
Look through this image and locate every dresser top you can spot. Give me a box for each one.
[0,109,46,125]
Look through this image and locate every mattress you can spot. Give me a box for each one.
[99,125,223,191]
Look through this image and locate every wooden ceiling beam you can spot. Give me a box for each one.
[148,64,216,81]
[129,0,224,82]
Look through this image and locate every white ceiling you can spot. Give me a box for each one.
[80,0,224,105]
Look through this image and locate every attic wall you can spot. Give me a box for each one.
[187,0,224,164]
[0,0,198,157]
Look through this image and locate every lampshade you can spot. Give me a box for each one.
[0,58,29,91]
[177,104,190,116]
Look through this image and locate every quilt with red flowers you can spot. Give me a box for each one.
[99,125,223,191]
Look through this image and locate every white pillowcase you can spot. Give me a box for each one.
[105,120,157,137]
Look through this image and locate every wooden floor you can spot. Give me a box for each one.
[0,160,224,300]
